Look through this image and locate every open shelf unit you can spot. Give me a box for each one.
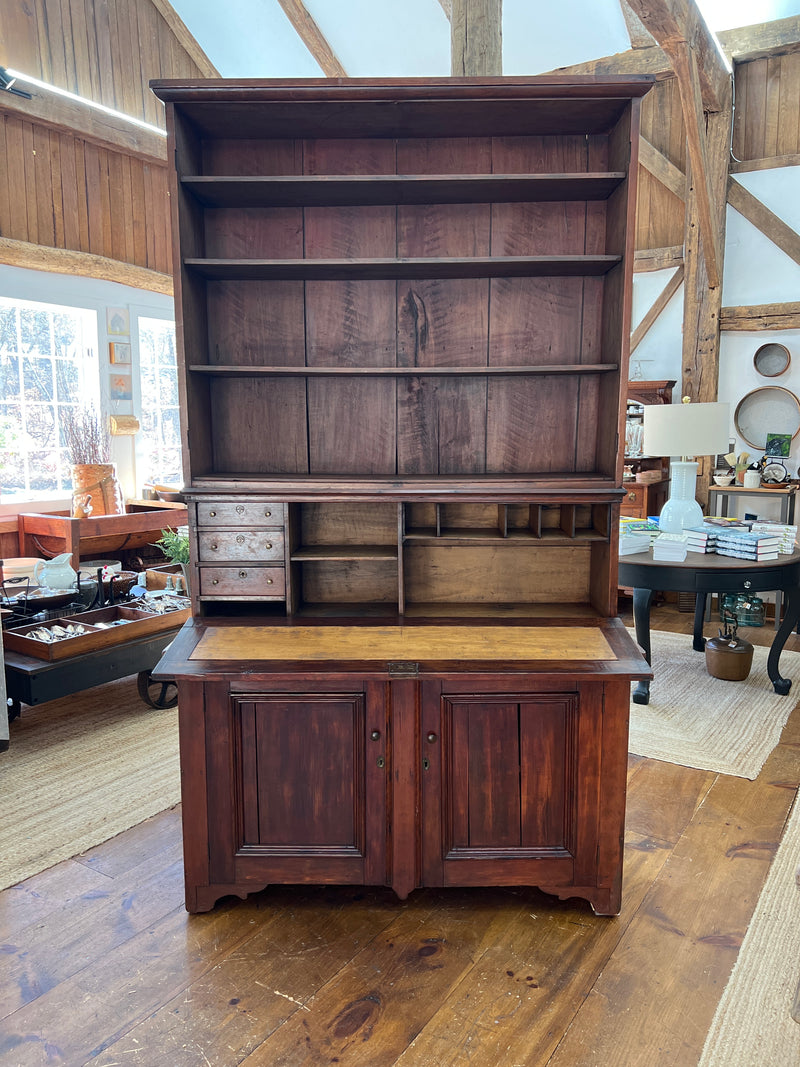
[152,76,652,916]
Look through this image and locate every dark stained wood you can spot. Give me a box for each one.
[396,137,491,475]
[150,78,649,927]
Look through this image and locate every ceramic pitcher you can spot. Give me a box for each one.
[33,553,78,590]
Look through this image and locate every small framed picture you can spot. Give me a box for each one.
[110,372,133,402]
[765,432,792,457]
[106,307,130,336]
[109,341,131,364]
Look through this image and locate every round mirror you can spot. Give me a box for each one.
[753,342,791,377]
[734,386,800,449]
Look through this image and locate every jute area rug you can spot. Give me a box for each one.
[699,795,800,1067]
[0,675,180,891]
[628,629,800,780]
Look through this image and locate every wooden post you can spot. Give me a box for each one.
[451,0,502,76]
[681,79,733,503]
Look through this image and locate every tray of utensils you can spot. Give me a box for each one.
[4,602,190,661]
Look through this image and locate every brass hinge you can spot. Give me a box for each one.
[387,661,419,678]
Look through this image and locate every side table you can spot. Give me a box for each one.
[707,484,796,525]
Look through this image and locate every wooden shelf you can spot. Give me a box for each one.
[403,528,609,545]
[187,475,625,501]
[290,545,398,561]
[184,255,622,281]
[181,172,627,207]
[189,363,619,378]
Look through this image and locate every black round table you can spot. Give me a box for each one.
[619,547,800,704]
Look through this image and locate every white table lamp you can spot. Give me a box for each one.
[643,398,730,534]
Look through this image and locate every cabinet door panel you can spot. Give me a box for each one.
[420,688,582,889]
[233,691,387,883]
[448,695,572,853]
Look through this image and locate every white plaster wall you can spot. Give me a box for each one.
[630,267,684,384]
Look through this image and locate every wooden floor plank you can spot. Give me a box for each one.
[546,704,800,1067]
[0,859,111,941]
[86,887,416,1066]
[236,891,527,1066]
[73,806,183,879]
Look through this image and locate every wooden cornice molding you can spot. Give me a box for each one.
[148,0,220,77]
[0,237,174,296]
[625,0,731,114]
[727,177,800,269]
[638,138,686,200]
[630,263,685,351]
[721,301,800,330]
[276,0,348,77]
[634,246,684,271]
[0,85,167,165]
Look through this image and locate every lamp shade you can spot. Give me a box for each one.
[643,401,730,459]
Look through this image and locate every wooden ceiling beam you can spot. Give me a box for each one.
[451,0,502,76]
[619,0,656,49]
[721,301,800,331]
[0,236,173,295]
[276,0,348,77]
[625,0,731,113]
[630,263,684,351]
[548,18,800,79]
[639,137,686,200]
[0,86,167,164]
[148,0,220,77]
[720,15,800,63]
[727,176,800,269]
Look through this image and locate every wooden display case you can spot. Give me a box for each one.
[151,75,652,915]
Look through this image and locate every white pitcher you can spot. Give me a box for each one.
[33,553,78,590]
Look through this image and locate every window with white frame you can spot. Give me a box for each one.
[135,315,183,488]
[0,297,99,503]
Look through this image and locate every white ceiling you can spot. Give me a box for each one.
[168,0,800,80]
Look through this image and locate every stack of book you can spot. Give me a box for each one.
[685,523,720,554]
[619,530,651,555]
[619,518,661,545]
[748,521,798,554]
[652,532,689,561]
[715,529,782,561]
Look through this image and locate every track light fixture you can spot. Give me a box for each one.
[0,66,32,99]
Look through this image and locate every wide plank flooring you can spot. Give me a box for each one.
[1,602,799,1066]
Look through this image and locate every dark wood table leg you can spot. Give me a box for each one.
[767,584,800,695]
[631,587,654,705]
[693,593,708,651]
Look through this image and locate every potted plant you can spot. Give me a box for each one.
[152,526,191,595]
[62,406,124,517]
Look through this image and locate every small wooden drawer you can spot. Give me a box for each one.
[198,530,284,562]
[622,484,644,508]
[197,501,284,527]
[198,566,286,597]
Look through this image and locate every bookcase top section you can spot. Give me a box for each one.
[151,75,654,139]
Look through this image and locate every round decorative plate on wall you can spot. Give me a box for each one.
[753,342,791,377]
[734,386,800,449]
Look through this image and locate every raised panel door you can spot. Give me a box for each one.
[420,686,584,890]
[230,686,388,886]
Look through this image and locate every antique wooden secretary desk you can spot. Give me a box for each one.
[151,76,651,915]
